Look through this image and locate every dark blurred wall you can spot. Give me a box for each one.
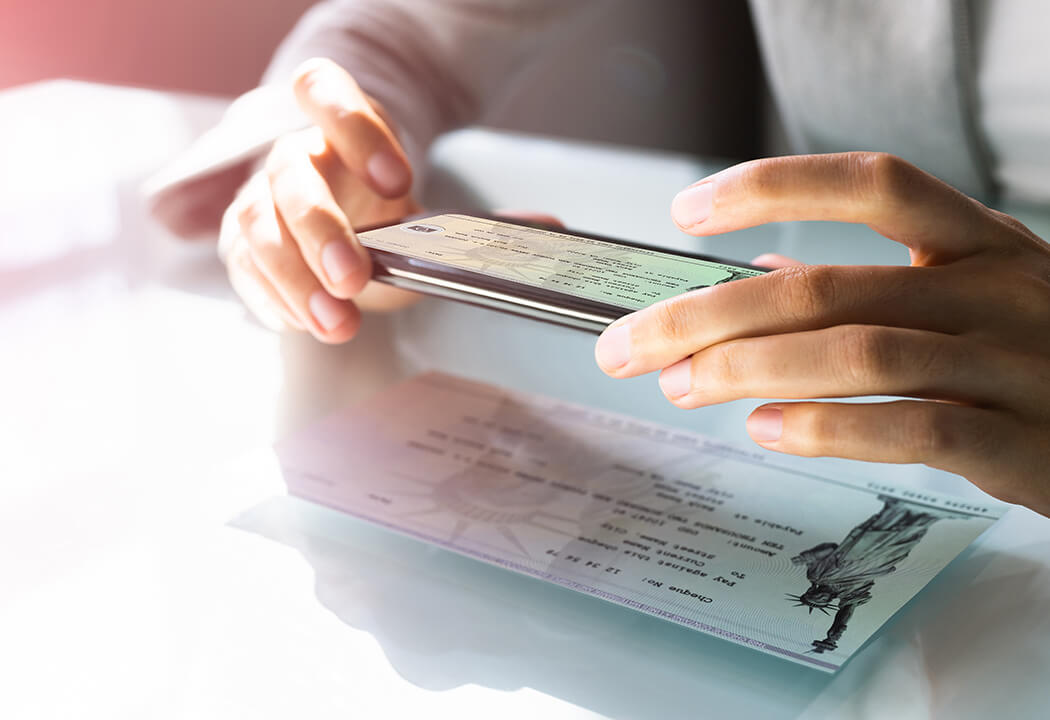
[481,1,763,158]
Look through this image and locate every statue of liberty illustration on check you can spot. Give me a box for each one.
[788,495,969,654]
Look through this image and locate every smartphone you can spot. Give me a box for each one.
[357,212,766,333]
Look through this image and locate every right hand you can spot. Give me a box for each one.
[220,58,421,343]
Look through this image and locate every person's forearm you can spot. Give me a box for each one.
[262,0,594,177]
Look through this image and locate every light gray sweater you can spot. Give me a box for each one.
[152,0,1050,228]
[264,0,997,197]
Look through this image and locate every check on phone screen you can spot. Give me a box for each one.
[359,214,764,330]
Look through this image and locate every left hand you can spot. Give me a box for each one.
[594,152,1050,517]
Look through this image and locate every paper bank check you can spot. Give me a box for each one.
[276,373,1003,672]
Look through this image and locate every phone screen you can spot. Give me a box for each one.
[359,213,763,312]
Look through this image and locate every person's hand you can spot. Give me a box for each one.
[594,152,1050,516]
[220,58,421,343]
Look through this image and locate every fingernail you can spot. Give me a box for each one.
[595,322,632,370]
[658,357,693,399]
[367,150,409,195]
[747,408,783,443]
[321,241,358,285]
[671,182,713,228]
[309,290,350,332]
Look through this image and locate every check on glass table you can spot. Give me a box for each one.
[276,372,1003,672]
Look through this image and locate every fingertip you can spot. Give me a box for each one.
[316,313,361,344]
[747,406,784,444]
[492,209,565,229]
[308,290,361,343]
[670,182,713,233]
[751,253,803,269]
[366,149,413,197]
[320,240,372,298]
[594,322,632,375]
[657,357,692,401]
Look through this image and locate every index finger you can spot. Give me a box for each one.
[292,58,413,198]
[594,262,1001,379]
[670,152,1009,264]
[265,127,372,299]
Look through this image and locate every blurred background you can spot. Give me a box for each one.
[0,0,315,96]
[0,0,767,158]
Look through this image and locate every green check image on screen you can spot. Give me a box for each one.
[359,213,764,312]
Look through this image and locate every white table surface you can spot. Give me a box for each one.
[1,81,1047,720]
